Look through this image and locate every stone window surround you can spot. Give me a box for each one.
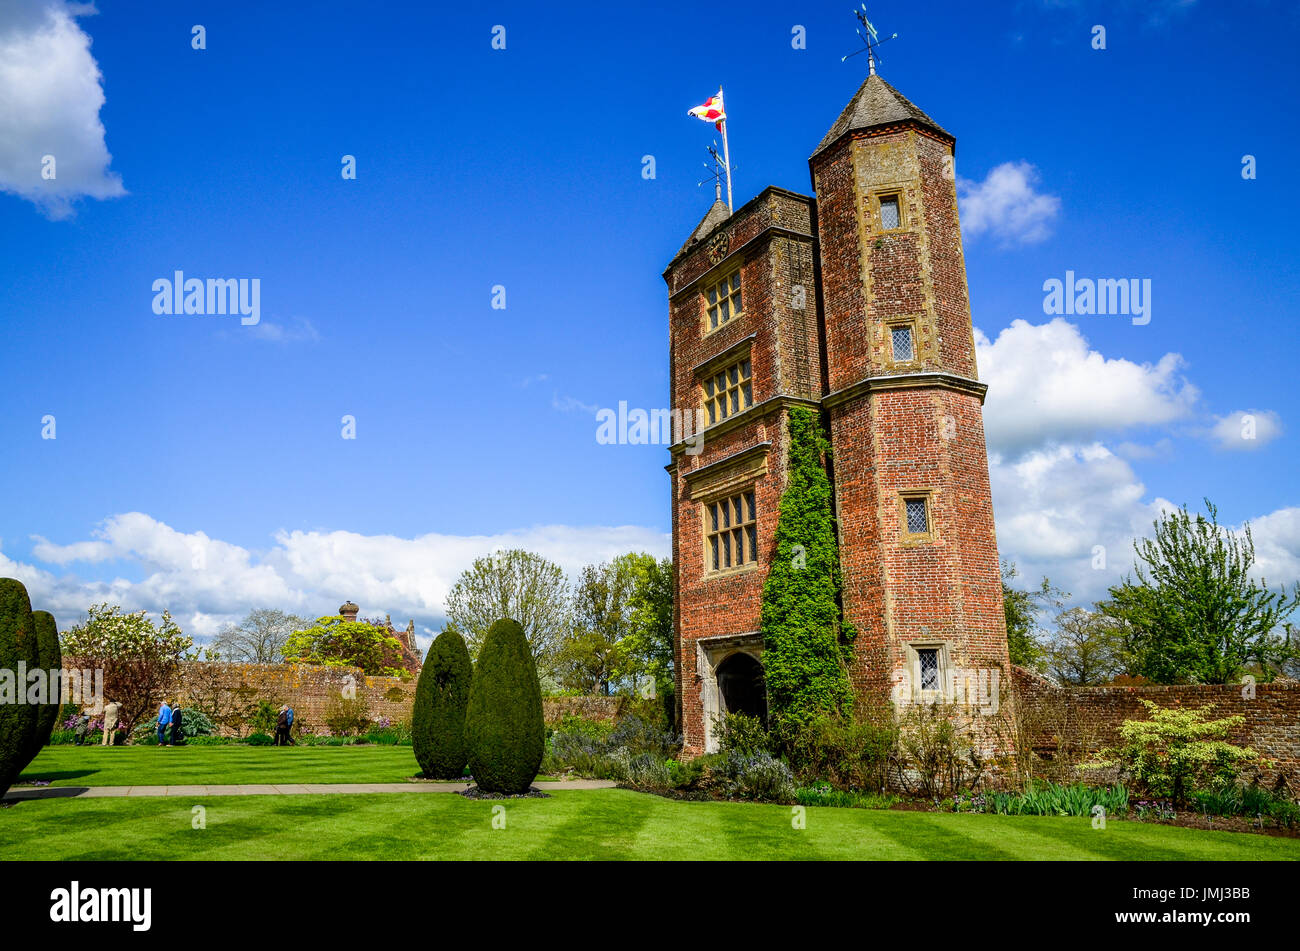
[898,487,937,545]
[884,315,921,368]
[695,631,764,753]
[901,639,952,705]
[702,263,744,336]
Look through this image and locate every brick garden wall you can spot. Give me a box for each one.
[1013,666,1300,784]
[98,662,628,736]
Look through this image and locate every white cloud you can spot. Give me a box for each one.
[977,318,1198,455]
[958,161,1060,246]
[10,513,669,639]
[1206,409,1283,452]
[244,317,320,344]
[0,0,125,218]
[551,392,598,414]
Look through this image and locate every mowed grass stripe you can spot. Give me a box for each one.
[4,790,1299,860]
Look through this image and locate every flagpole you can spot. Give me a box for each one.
[718,86,733,213]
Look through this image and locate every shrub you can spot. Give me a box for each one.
[986,781,1129,817]
[465,618,545,793]
[715,711,769,757]
[893,703,981,798]
[0,578,41,796]
[25,610,62,761]
[412,628,473,778]
[244,733,274,746]
[248,700,280,735]
[323,695,372,737]
[794,782,898,809]
[776,706,897,789]
[1093,700,1268,804]
[710,751,796,802]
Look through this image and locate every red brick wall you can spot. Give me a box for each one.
[1013,666,1300,783]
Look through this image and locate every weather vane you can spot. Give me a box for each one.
[697,142,730,204]
[841,4,898,75]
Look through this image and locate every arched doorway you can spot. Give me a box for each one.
[715,652,766,722]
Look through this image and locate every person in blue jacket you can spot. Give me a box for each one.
[157,698,172,746]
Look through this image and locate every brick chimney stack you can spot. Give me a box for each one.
[339,600,359,623]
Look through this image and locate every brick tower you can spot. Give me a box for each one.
[666,72,1012,755]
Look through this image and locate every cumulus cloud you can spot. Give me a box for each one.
[10,514,669,640]
[1206,409,1283,452]
[958,161,1060,246]
[0,0,124,218]
[977,318,1198,455]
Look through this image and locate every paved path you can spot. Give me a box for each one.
[3,779,617,801]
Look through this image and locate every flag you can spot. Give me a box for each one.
[688,90,726,131]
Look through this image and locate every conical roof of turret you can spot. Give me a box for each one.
[811,73,951,161]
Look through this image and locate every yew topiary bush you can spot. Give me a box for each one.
[25,610,62,763]
[0,578,41,797]
[465,618,544,793]
[412,628,473,779]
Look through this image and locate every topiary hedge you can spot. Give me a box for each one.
[412,628,473,779]
[0,578,42,797]
[465,618,544,793]
[26,610,62,762]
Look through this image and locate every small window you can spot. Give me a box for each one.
[891,325,914,362]
[879,195,901,230]
[905,497,929,535]
[706,489,758,572]
[703,356,753,426]
[918,648,940,691]
[705,270,743,331]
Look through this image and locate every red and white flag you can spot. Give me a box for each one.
[688,90,726,130]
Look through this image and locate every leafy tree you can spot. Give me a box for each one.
[446,549,569,677]
[556,555,641,695]
[1106,500,1299,684]
[1045,607,1126,685]
[0,578,41,798]
[1095,700,1266,805]
[760,408,854,730]
[211,608,309,663]
[60,603,194,733]
[624,554,674,699]
[282,615,406,676]
[1001,559,1065,671]
[465,618,545,793]
[412,628,473,779]
[26,610,62,759]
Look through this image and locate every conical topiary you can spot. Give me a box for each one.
[465,618,544,793]
[0,578,41,797]
[412,628,473,779]
[24,611,62,766]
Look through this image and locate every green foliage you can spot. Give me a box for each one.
[0,578,41,797]
[282,615,406,676]
[794,782,898,809]
[465,618,545,793]
[893,702,981,798]
[27,610,62,760]
[1001,559,1065,671]
[776,705,898,789]
[986,781,1129,817]
[412,628,473,778]
[446,550,570,679]
[707,751,796,802]
[760,408,854,729]
[1105,500,1300,684]
[248,700,280,735]
[211,608,308,663]
[243,732,274,746]
[714,711,770,757]
[1045,606,1127,685]
[1094,699,1267,804]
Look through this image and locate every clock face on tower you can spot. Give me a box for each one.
[706,231,730,265]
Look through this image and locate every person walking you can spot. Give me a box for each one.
[73,712,90,746]
[274,705,290,746]
[286,706,295,745]
[157,698,172,746]
[102,699,121,746]
[170,705,185,746]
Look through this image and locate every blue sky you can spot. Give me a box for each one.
[1,0,1297,644]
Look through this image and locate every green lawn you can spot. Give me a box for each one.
[16,744,443,787]
[2,788,1295,860]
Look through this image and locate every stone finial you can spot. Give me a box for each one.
[340,600,359,623]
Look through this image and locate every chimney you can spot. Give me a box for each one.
[340,600,359,623]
